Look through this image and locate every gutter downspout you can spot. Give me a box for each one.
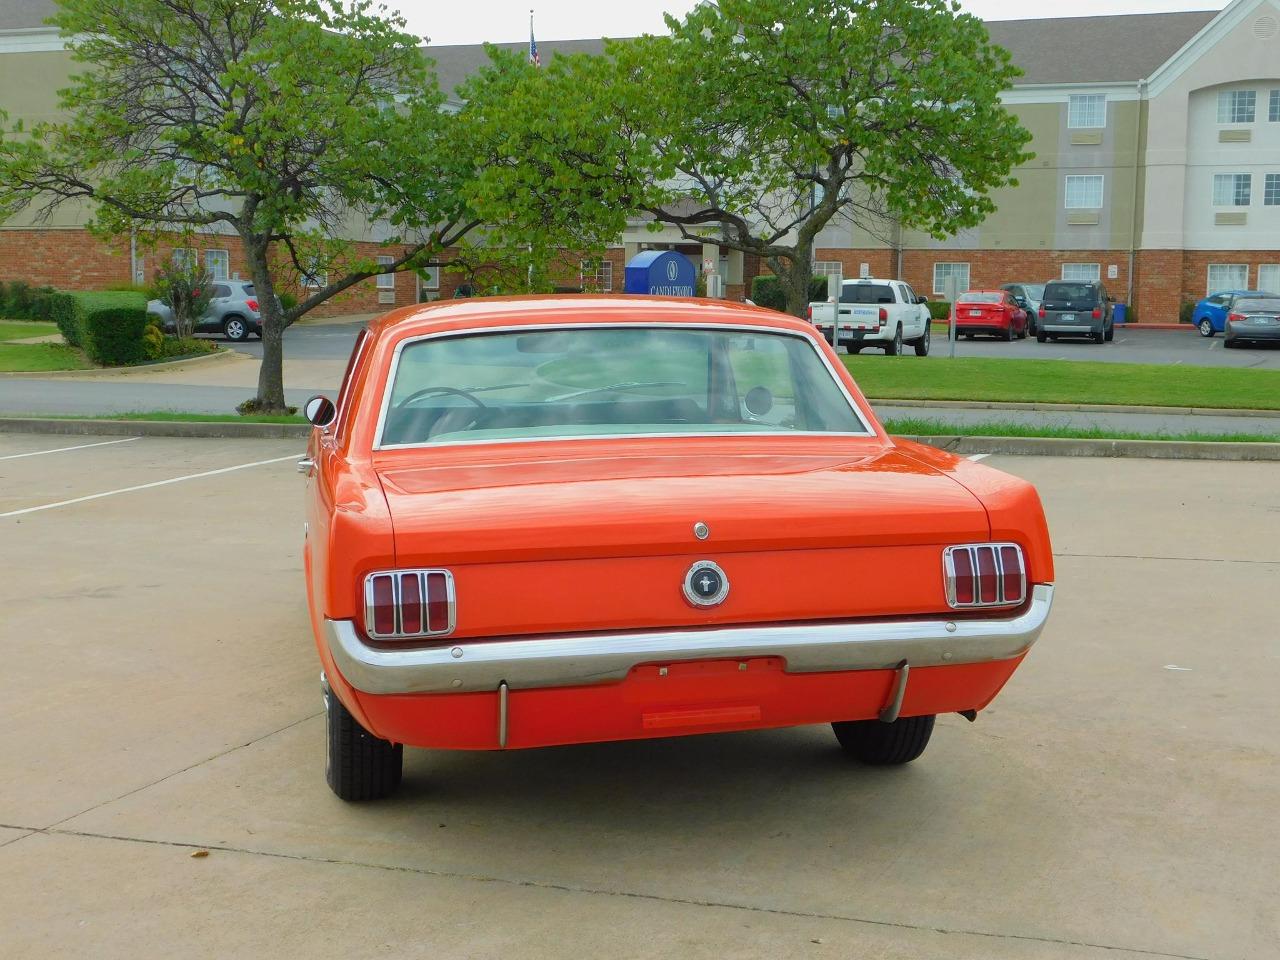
[1126,79,1146,313]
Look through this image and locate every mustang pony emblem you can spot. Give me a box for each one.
[683,560,729,607]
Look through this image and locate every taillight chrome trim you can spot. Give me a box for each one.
[363,569,456,640]
[943,543,1027,609]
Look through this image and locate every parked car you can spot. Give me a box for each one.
[950,290,1029,341]
[1222,296,1280,348]
[1190,290,1278,337]
[1000,282,1045,333]
[807,277,932,355]
[147,280,264,341]
[1036,280,1114,344]
[302,296,1056,801]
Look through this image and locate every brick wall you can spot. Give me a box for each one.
[0,229,131,289]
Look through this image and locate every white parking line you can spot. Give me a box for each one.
[967,453,991,461]
[0,453,298,519]
[0,436,141,461]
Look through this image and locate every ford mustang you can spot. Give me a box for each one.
[302,297,1054,800]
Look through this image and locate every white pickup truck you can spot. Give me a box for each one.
[807,278,932,355]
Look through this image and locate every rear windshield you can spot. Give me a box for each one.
[1023,284,1045,299]
[378,326,868,447]
[1234,298,1280,313]
[840,283,894,304]
[958,293,1002,304]
[1042,283,1098,305]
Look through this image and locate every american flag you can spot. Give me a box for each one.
[529,11,540,66]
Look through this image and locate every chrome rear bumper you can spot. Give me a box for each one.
[325,584,1053,696]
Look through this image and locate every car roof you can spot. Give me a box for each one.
[961,289,1007,294]
[365,295,813,339]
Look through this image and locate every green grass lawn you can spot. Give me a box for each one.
[0,343,91,372]
[0,320,59,341]
[846,356,1280,410]
[883,417,1279,444]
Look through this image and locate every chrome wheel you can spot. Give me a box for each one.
[1198,318,1214,338]
[223,317,248,341]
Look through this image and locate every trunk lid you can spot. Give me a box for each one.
[374,444,991,637]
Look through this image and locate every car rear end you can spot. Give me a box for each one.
[953,291,1013,338]
[1038,282,1104,339]
[1224,297,1280,346]
[811,281,895,347]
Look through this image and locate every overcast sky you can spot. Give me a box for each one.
[393,0,1227,47]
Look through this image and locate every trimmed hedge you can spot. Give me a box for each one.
[49,292,83,346]
[926,300,952,320]
[1,280,58,320]
[77,291,149,365]
[750,274,830,312]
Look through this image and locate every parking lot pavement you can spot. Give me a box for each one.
[1,439,1277,960]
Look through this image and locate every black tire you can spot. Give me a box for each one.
[1003,325,1014,342]
[913,324,931,356]
[325,685,403,801]
[1198,318,1215,338]
[1104,323,1114,342]
[223,315,249,342]
[1017,323,1028,339]
[832,714,935,765]
[1093,328,1105,344]
[884,325,902,356]
[1036,330,1047,343]
[1223,337,1236,349]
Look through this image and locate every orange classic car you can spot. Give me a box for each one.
[302,296,1054,800]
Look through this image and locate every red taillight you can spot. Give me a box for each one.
[878,307,887,324]
[369,574,396,636]
[1091,307,1101,319]
[1038,307,1046,319]
[246,299,259,312]
[806,305,812,320]
[364,569,455,639]
[1227,312,1245,322]
[943,544,1027,609]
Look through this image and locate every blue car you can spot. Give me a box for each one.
[1191,290,1280,337]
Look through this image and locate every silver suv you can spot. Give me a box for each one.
[148,280,263,341]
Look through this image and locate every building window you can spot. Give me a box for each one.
[1064,175,1104,209]
[1061,263,1101,282]
[1213,173,1251,206]
[1067,94,1106,129]
[1270,90,1280,122]
[1207,263,1248,293]
[376,255,395,289]
[171,248,197,271]
[204,249,229,280]
[418,264,440,291]
[1265,174,1280,206]
[302,260,327,289]
[1217,90,1256,124]
[1258,264,1280,293]
[932,262,970,296]
[580,258,613,292]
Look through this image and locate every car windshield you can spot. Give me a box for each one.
[1023,284,1045,299]
[958,293,1003,304]
[840,284,894,304]
[1043,283,1098,306]
[378,326,867,446]
[1234,298,1280,312]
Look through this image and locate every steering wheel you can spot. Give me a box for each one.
[396,386,487,409]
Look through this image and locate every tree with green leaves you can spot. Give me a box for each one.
[471,0,1032,317]
[0,1,570,412]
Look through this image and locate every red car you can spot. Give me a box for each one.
[302,296,1054,801]
[951,290,1029,341]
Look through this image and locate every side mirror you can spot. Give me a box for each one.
[917,295,929,304]
[1015,297,1028,308]
[304,394,336,428]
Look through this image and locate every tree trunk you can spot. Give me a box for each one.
[778,242,814,319]
[245,238,289,414]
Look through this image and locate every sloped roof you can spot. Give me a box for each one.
[985,11,1219,84]
[0,0,58,31]
[2,1,1222,89]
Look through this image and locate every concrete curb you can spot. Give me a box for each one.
[0,347,240,379]
[0,417,309,440]
[869,398,1280,419]
[3,417,1278,459]
[902,434,1280,461]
